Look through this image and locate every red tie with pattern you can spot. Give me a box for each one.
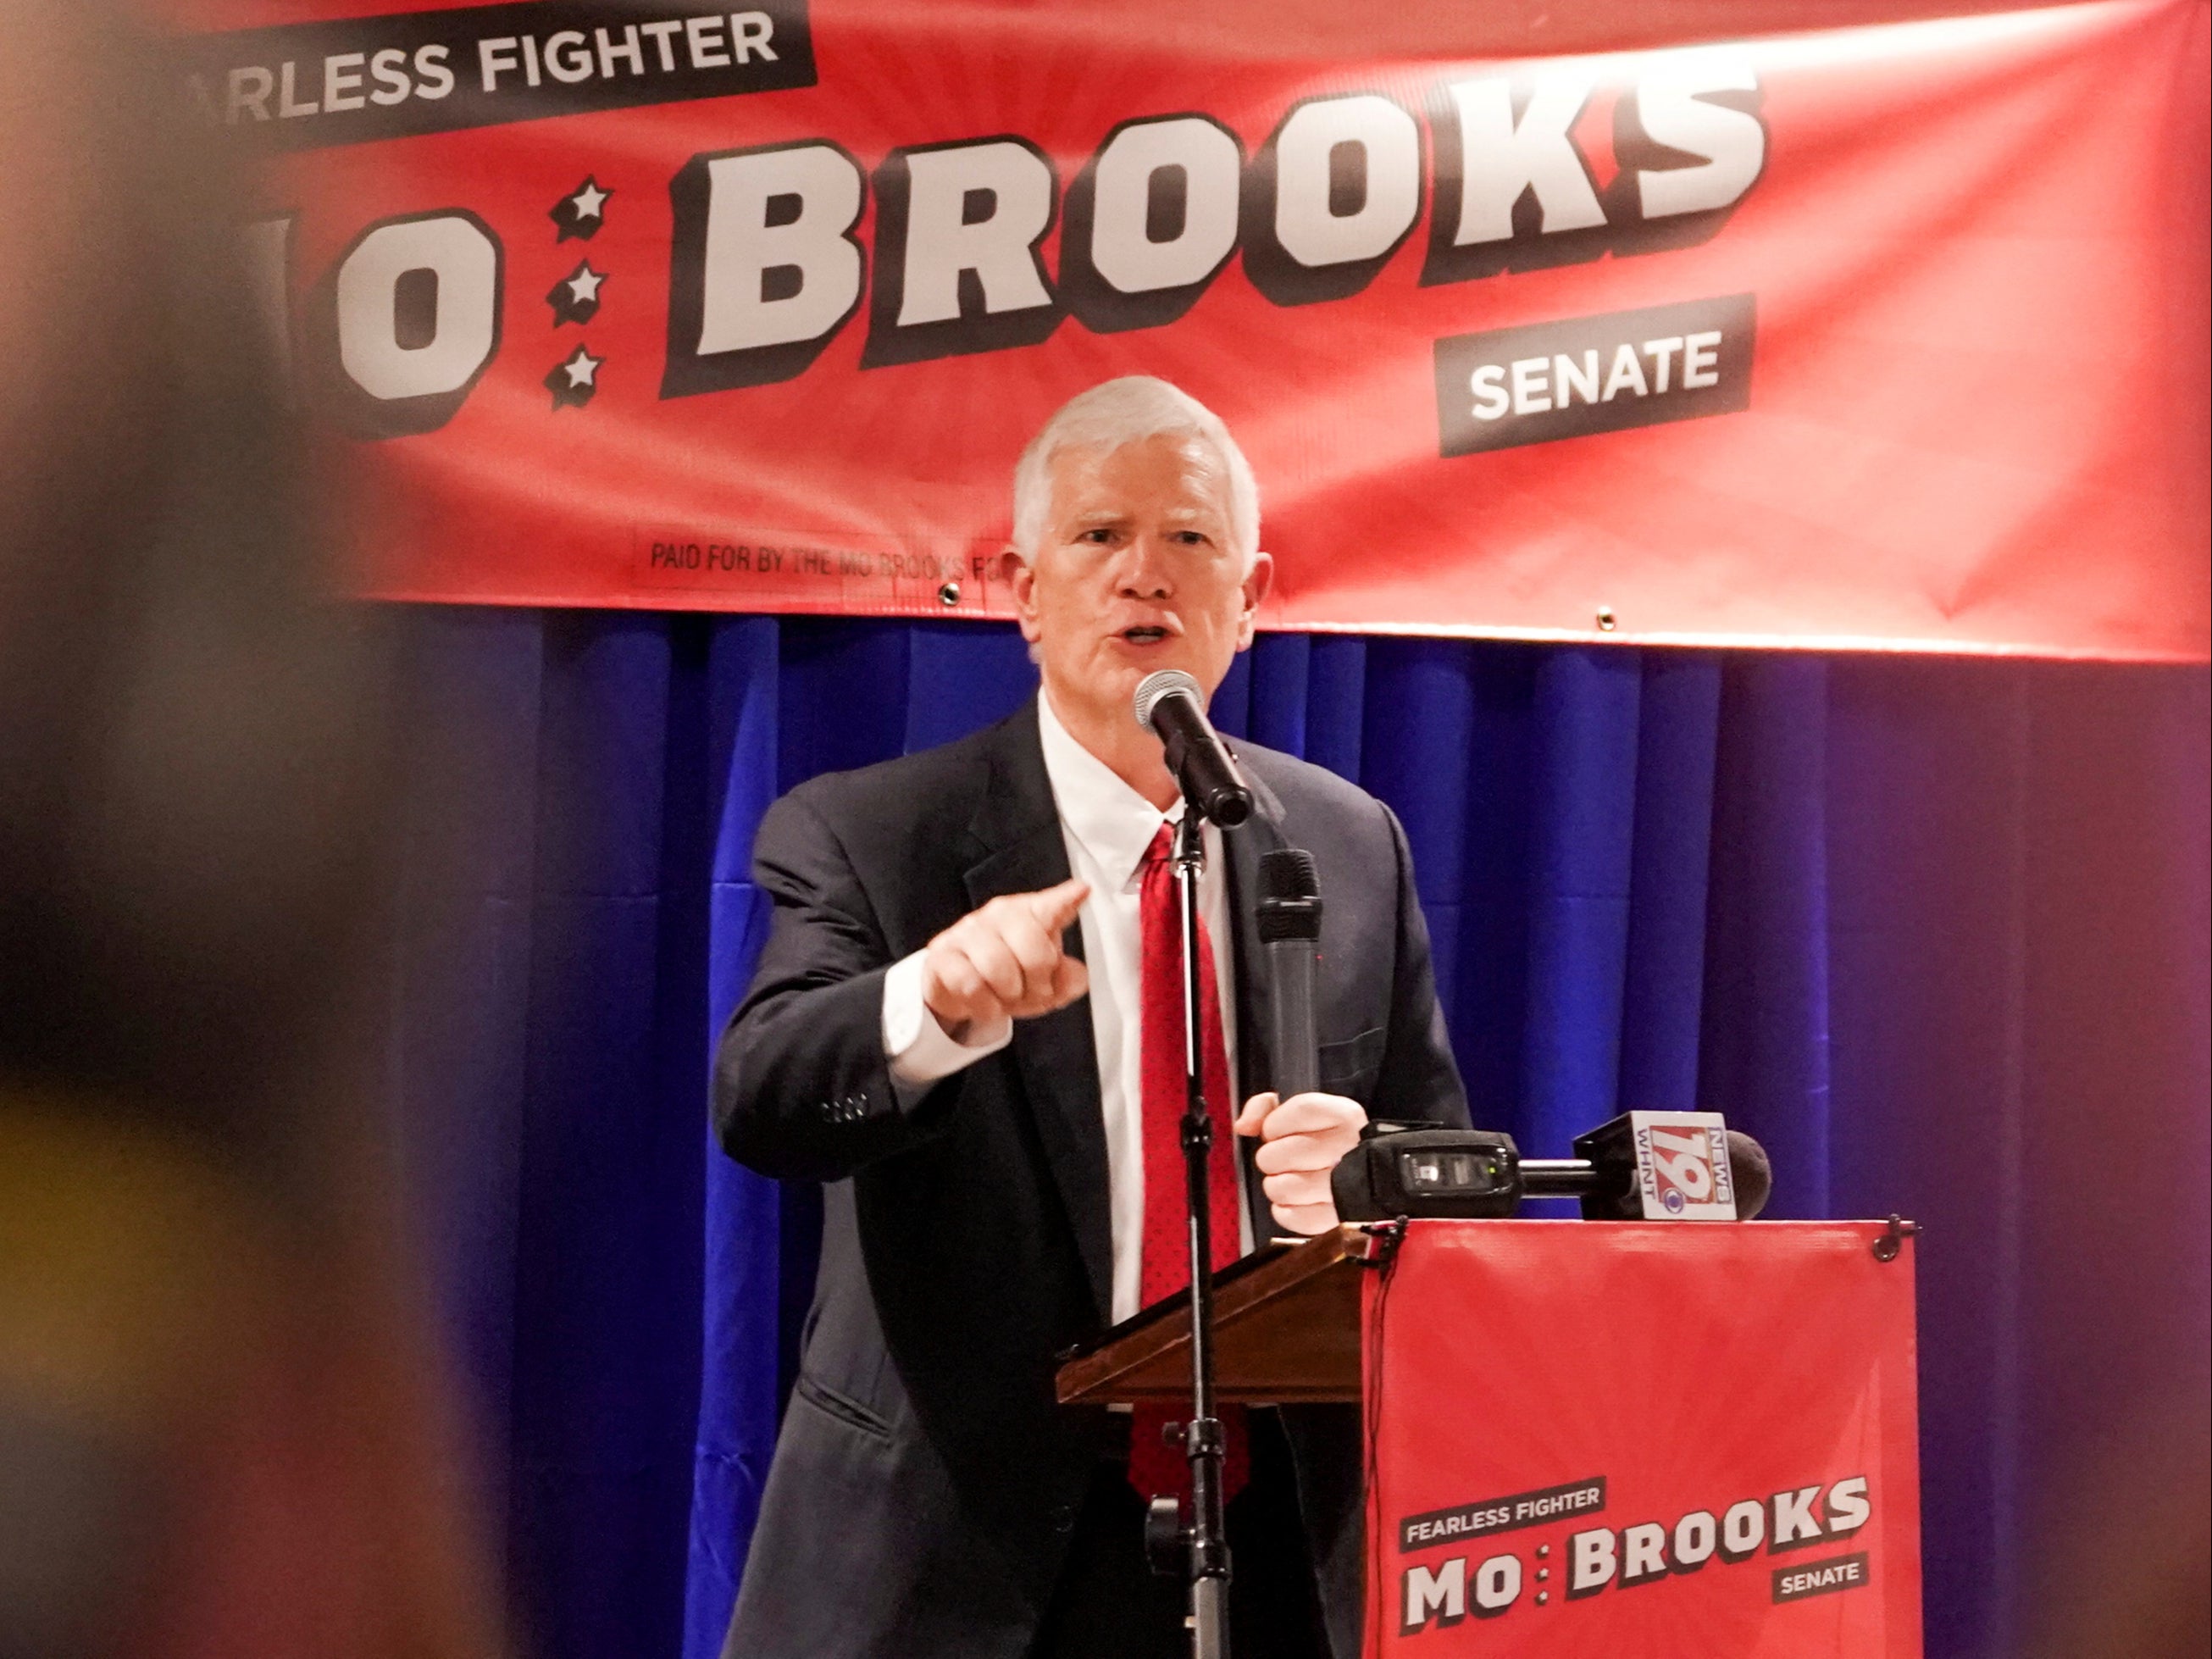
[1128,822,1250,1506]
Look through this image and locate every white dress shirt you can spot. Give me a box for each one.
[881,689,1249,1323]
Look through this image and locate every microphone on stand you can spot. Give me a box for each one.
[1126,673,1243,1656]
[1134,669,1252,827]
[1256,849,1322,1101]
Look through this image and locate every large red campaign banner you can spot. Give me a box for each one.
[1363,1220,1922,1656]
[178,0,2206,659]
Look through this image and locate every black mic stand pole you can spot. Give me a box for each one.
[1172,801,1231,1659]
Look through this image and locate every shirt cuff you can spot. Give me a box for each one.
[882,949,1012,1086]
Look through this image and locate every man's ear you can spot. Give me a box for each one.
[1000,547,1039,641]
[1235,552,1276,649]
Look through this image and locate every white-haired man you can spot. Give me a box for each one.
[715,377,1468,1658]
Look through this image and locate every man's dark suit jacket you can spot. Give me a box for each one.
[714,696,1467,1659]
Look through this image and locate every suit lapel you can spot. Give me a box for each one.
[962,700,1116,1323]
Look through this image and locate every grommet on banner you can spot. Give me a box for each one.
[1356,1218,1408,1268]
[1871,1214,1921,1261]
[938,581,962,607]
[1595,607,1618,630]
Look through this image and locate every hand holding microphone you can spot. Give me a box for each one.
[1236,842,1361,1235]
[1234,1089,1369,1235]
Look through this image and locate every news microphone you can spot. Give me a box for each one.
[1257,849,1322,1099]
[1330,1114,1774,1222]
[1522,1118,1773,1221]
[1133,669,1252,827]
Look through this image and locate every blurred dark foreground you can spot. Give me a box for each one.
[0,7,499,1656]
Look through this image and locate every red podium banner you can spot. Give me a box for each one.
[1363,1220,1922,1656]
[176,0,2208,659]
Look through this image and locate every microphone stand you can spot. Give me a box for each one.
[1171,801,1232,1659]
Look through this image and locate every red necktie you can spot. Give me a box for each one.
[1128,822,1250,1506]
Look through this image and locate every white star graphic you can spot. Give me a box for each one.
[569,180,609,219]
[566,264,605,305]
[562,347,602,389]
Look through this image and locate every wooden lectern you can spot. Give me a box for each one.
[1055,1225,1380,1407]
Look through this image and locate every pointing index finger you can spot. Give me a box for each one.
[1023,878,1090,932]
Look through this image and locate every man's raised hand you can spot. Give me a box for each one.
[921,878,1091,1040]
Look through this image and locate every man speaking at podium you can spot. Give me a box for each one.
[714,378,1467,1659]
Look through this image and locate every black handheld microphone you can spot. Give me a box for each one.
[1134,669,1252,827]
[1257,849,1322,1099]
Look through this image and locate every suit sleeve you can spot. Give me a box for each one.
[712,789,961,1181]
[1374,799,1472,1129]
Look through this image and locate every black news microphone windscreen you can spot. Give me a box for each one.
[1725,1130,1772,1220]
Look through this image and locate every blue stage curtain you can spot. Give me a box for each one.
[380,613,2209,1659]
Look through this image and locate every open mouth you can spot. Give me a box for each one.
[1118,625,1171,645]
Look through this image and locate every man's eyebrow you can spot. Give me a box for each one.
[1056,501,1227,531]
